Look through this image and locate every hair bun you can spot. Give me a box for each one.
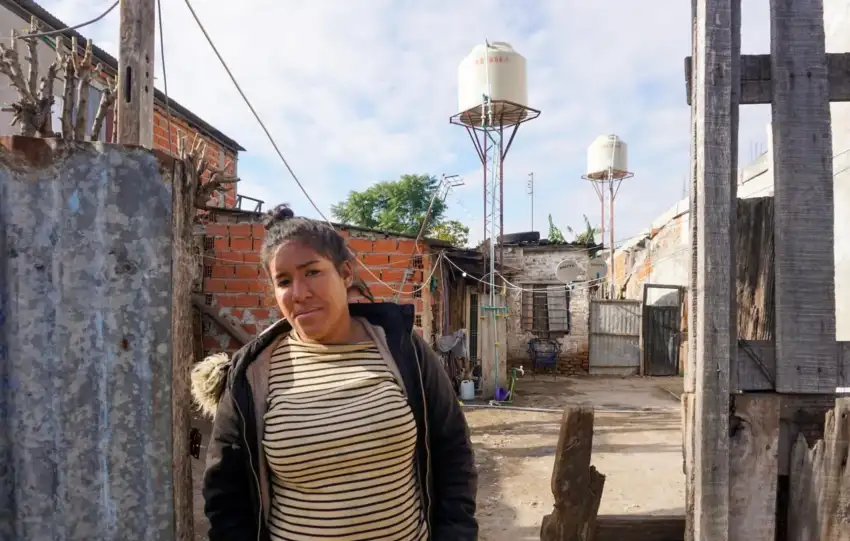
[263,204,295,230]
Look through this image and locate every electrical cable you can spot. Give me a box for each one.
[182,0,331,223]
[10,1,119,39]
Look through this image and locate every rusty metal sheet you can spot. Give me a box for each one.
[0,139,174,541]
[589,300,641,374]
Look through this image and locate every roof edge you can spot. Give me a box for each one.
[2,0,246,153]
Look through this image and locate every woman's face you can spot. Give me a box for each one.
[268,241,353,342]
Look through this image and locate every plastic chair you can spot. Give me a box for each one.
[526,338,561,379]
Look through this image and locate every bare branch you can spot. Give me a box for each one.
[73,39,94,140]
[90,76,116,141]
[59,37,77,139]
[25,17,38,98]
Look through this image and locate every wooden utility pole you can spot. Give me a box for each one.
[684,0,850,539]
[117,0,156,147]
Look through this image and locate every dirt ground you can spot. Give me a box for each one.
[190,376,685,540]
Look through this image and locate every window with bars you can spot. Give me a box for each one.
[521,283,571,337]
[412,254,423,269]
[203,237,214,250]
[414,314,423,328]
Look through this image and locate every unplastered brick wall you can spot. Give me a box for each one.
[152,106,238,208]
[200,218,439,355]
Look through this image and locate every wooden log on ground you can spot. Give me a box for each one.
[595,515,685,541]
[787,398,850,541]
[540,407,606,541]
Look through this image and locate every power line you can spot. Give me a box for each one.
[181,0,331,223]
[8,1,119,39]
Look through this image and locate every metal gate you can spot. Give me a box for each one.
[589,300,641,375]
[641,284,685,376]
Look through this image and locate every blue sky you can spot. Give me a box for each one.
[43,0,775,245]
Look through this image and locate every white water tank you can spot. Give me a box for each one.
[457,42,528,126]
[586,134,630,180]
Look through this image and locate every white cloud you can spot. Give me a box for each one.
[41,0,773,245]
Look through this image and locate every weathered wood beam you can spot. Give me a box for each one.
[690,0,738,538]
[684,52,850,104]
[770,0,837,394]
[595,515,685,541]
[166,155,195,541]
[787,398,850,540]
[117,0,155,147]
[728,394,781,540]
[540,407,606,541]
[191,294,251,346]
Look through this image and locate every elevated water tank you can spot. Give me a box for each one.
[456,42,528,127]
[586,134,629,180]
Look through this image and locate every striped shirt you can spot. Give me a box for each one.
[262,334,429,541]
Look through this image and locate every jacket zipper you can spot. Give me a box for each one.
[233,385,263,541]
[410,334,433,532]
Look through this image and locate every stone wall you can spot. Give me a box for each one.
[503,244,594,375]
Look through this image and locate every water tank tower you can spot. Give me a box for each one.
[449,40,541,401]
[456,42,531,127]
[581,134,634,299]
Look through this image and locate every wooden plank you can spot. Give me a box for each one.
[787,398,850,540]
[166,155,195,541]
[733,340,776,391]
[728,394,781,540]
[681,393,695,541]
[684,52,850,104]
[685,0,698,395]
[595,515,685,541]
[769,0,837,394]
[192,295,251,345]
[540,407,606,541]
[117,0,156,147]
[778,394,837,475]
[691,0,737,537]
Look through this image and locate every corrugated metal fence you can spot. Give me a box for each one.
[588,299,641,375]
[0,140,175,540]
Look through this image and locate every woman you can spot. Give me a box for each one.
[191,204,478,541]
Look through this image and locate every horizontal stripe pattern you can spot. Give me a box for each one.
[263,335,427,541]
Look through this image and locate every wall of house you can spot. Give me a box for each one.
[503,244,594,375]
[199,216,439,355]
[0,4,239,209]
[152,107,239,208]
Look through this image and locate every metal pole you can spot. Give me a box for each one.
[609,178,616,299]
[528,172,534,231]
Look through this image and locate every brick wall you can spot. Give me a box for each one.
[151,106,238,208]
[199,219,441,355]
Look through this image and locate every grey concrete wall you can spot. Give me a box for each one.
[503,245,593,374]
[0,139,174,540]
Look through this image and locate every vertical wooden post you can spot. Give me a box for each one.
[685,0,699,397]
[169,155,197,541]
[691,0,738,538]
[117,0,156,147]
[769,0,836,393]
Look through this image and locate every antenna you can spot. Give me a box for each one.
[527,172,534,231]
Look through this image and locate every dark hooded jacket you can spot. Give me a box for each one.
[191,302,478,541]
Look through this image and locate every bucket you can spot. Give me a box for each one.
[459,380,475,401]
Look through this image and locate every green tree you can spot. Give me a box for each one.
[331,174,447,236]
[566,214,600,244]
[431,219,470,247]
[547,214,565,243]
